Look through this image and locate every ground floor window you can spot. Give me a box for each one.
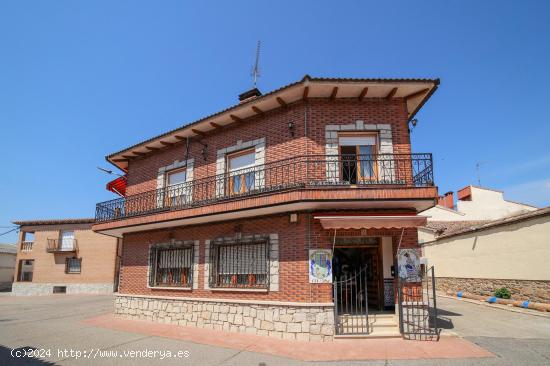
[149,244,194,288]
[65,258,82,274]
[18,259,34,281]
[209,239,269,289]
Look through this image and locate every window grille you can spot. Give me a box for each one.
[209,239,269,288]
[149,244,194,287]
[65,258,82,274]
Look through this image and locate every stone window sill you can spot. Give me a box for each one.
[149,286,193,291]
[209,287,268,293]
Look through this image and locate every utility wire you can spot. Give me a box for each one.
[0,227,18,237]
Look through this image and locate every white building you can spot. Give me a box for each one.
[0,243,17,291]
[419,186,538,243]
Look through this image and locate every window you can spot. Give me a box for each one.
[227,149,256,195]
[209,239,269,289]
[18,259,34,282]
[339,134,378,184]
[23,232,34,242]
[21,232,34,251]
[60,231,75,251]
[53,286,67,294]
[65,258,82,273]
[149,244,194,288]
[165,168,190,207]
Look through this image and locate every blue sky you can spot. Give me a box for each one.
[1,1,549,242]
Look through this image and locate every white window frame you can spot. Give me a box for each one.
[215,138,266,198]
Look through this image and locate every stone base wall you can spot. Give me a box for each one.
[436,277,550,304]
[11,282,114,296]
[115,295,335,341]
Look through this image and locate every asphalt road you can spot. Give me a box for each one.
[0,293,549,365]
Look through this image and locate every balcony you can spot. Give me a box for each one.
[46,239,78,253]
[21,241,33,252]
[96,154,434,224]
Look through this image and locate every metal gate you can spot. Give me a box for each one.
[333,266,370,335]
[397,265,440,341]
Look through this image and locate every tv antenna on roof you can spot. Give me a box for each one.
[250,41,261,88]
[476,161,486,187]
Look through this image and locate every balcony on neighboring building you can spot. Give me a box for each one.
[46,238,78,253]
[95,153,435,227]
[21,241,33,252]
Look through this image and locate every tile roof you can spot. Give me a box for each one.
[0,243,17,254]
[106,75,440,161]
[12,218,95,226]
[425,220,491,237]
[428,206,550,241]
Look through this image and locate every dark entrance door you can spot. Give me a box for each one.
[334,246,382,310]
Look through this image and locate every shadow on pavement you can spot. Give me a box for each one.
[436,308,462,316]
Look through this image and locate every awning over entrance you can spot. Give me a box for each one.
[314,215,427,229]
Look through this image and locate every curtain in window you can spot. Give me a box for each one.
[228,151,256,194]
[61,231,74,250]
[358,145,375,180]
[154,247,193,287]
[213,241,269,287]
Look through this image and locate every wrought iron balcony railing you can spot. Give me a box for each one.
[95,153,434,222]
[47,239,78,253]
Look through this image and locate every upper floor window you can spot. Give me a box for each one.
[60,230,75,251]
[23,232,34,242]
[166,168,187,186]
[165,168,190,207]
[148,244,194,288]
[21,232,34,251]
[339,133,378,184]
[227,149,256,195]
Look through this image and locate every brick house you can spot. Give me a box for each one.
[93,76,440,340]
[12,219,121,295]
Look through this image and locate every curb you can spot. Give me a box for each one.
[438,293,550,319]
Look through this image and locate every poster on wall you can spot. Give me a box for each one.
[397,249,421,282]
[309,249,333,283]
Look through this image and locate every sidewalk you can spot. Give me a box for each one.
[83,313,494,362]
[438,292,550,319]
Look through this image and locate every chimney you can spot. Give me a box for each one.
[437,191,454,209]
[238,88,262,104]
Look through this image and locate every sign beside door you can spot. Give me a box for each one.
[397,249,421,282]
[309,249,333,283]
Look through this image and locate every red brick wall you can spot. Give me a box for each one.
[117,98,419,303]
[118,212,419,303]
[125,98,411,196]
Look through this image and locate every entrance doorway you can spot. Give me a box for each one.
[333,240,383,310]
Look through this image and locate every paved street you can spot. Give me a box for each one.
[0,294,549,365]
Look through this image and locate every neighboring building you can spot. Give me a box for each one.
[0,243,17,291]
[422,207,550,303]
[418,185,538,243]
[12,219,121,295]
[93,75,440,340]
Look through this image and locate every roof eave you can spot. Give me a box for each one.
[106,76,440,171]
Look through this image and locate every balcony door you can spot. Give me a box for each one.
[165,168,188,207]
[339,134,377,184]
[227,149,256,195]
[60,231,74,251]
